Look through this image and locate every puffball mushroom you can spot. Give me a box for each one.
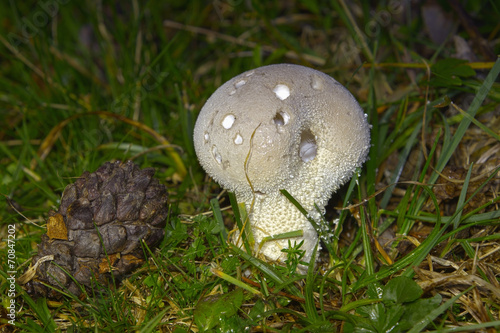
[194,64,370,264]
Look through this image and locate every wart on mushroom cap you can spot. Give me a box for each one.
[194,64,371,264]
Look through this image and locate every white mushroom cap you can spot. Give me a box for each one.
[194,64,370,264]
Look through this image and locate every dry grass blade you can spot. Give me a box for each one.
[415,266,500,300]
[30,111,187,179]
[163,20,326,66]
[0,34,54,86]
[17,255,54,285]
[363,62,496,69]
[49,46,107,89]
[335,180,446,211]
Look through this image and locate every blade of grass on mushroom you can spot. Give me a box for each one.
[279,189,319,229]
[229,243,285,284]
[260,230,304,244]
[279,188,338,259]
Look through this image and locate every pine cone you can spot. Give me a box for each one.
[24,161,168,299]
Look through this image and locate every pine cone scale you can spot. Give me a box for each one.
[116,191,145,221]
[92,190,116,225]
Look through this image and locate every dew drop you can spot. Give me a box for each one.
[234,133,243,145]
[311,75,324,90]
[222,114,235,129]
[212,146,222,164]
[273,84,290,100]
[299,129,317,162]
[273,111,290,127]
[235,79,246,88]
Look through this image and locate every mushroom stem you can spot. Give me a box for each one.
[239,191,320,264]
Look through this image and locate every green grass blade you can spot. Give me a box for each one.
[408,286,474,333]
[433,57,500,178]
[304,243,319,322]
[354,186,442,289]
[336,168,363,250]
[451,100,500,141]
[260,230,303,246]
[279,189,319,229]
[359,206,374,276]
[425,321,500,332]
[229,243,302,297]
[19,294,57,331]
[279,189,336,258]
[228,192,252,254]
[452,163,473,229]
[210,267,263,297]
[139,308,169,333]
[210,198,228,246]
[229,243,286,285]
[379,113,422,209]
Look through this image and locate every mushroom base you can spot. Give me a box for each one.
[231,192,321,268]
